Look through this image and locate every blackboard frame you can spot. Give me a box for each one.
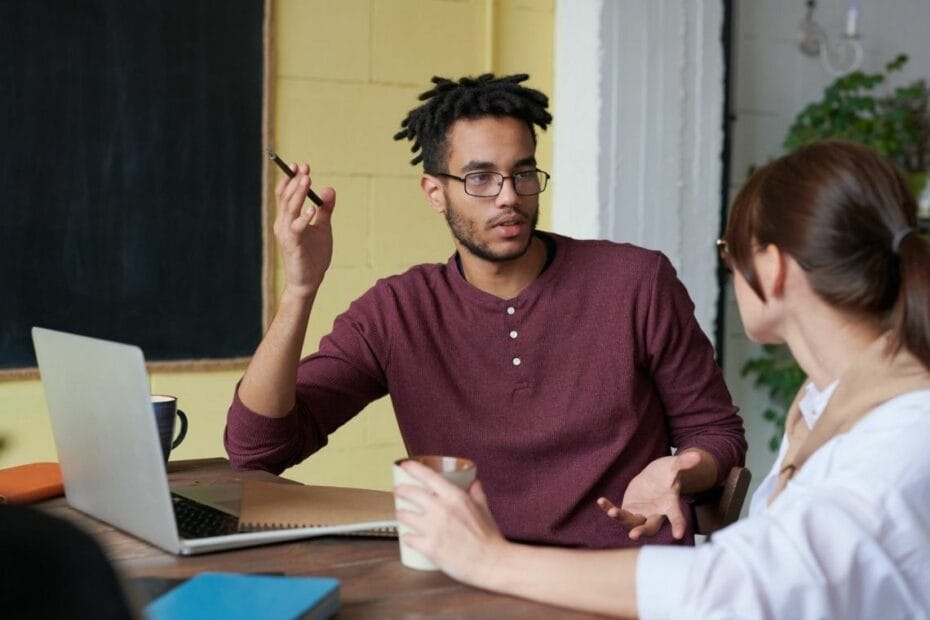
[0,0,275,379]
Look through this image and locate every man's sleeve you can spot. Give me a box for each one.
[642,254,746,484]
[224,293,391,474]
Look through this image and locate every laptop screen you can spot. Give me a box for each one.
[32,327,181,553]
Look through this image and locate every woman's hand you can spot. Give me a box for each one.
[396,461,642,617]
[394,460,510,587]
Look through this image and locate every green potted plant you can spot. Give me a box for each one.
[785,54,929,200]
[742,54,930,451]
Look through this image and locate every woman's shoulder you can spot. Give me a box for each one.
[855,389,930,434]
[827,389,930,487]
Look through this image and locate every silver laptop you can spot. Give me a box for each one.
[32,327,395,555]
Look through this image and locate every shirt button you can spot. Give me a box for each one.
[509,330,518,339]
[506,306,515,315]
[512,357,521,366]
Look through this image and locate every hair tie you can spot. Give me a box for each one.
[891,228,916,255]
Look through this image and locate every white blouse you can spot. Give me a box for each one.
[637,388,930,620]
[748,379,838,516]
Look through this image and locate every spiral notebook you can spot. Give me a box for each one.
[238,480,397,537]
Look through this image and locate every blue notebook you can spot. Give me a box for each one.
[145,573,340,620]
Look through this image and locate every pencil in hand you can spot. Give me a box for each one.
[266,149,324,207]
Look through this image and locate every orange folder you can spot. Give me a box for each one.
[0,462,64,504]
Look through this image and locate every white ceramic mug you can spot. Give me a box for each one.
[392,455,477,571]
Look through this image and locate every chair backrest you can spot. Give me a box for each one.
[693,466,752,536]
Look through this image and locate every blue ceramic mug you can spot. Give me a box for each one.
[151,395,188,463]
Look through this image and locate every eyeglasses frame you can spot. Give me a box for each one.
[716,239,733,273]
[431,169,551,197]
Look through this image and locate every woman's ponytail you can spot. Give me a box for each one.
[891,230,930,370]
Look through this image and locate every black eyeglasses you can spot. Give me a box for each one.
[716,239,733,273]
[432,169,550,197]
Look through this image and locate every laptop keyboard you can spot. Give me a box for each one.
[171,493,241,539]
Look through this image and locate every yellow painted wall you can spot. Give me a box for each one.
[0,0,554,491]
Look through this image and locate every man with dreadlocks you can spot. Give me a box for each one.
[225,74,745,550]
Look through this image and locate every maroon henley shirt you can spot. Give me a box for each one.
[225,233,746,548]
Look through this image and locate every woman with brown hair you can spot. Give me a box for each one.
[394,140,930,618]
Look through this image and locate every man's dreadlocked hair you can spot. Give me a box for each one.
[393,73,552,171]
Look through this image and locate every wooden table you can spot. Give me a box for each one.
[40,458,604,619]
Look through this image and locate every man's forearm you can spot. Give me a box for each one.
[237,288,316,417]
[677,448,719,494]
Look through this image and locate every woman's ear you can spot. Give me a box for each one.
[421,174,447,215]
[757,244,789,300]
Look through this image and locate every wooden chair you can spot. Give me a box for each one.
[693,466,752,536]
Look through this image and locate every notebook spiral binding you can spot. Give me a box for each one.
[239,521,397,537]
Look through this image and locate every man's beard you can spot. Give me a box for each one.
[443,197,539,263]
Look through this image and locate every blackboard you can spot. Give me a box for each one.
[0,1,270,373]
